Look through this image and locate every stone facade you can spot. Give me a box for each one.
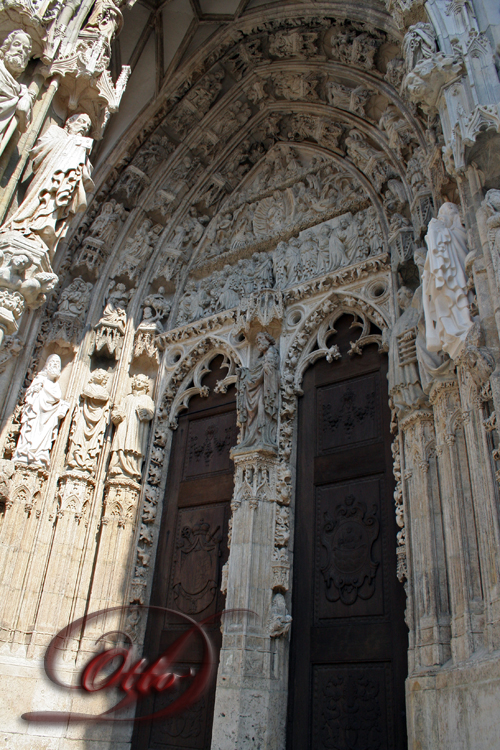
[0,1,499,748]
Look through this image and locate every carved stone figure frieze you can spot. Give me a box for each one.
[235,332,280,452]
[423,202,473,359]
[13,354,69,468]
[109,374,154,480]
[0,30,34,157]
[66,369,111,472]
[47,276,93,347]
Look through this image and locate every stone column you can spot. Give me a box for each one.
[212,449,290,750]
[429,379,484,660]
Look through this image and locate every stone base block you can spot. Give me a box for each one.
[407,652,500,750]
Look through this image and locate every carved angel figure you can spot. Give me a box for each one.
[423,202,473,359]
[14,354,69,468]
[2,113,94,255]
[109,374,154,480]
[67,369,111,472]
[236,332,280,450]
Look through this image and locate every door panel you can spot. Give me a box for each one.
[287,316,408,750]
[132,357,236,750]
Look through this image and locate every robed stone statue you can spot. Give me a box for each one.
[236,332,280,451]
[3,113,94,255]
[13,354,69,468]
[109,374,154,480]
[0,30,34,157]
[67,369,111,472]
[422,202,473,360]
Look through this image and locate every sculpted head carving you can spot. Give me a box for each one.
[397,286,413,311]
[437,201,463,230]
[90,368,109,387]
[0,30,32,78]
[65,113,92,136]
[131,373,150,394]
[43,353,62,381]
[256,331,275,352]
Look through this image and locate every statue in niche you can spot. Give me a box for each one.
[0,30,34,157]
[268,592,292,638]
[413,247,455,392]
[402,23,437,73]
[13,354,69,468]
[422,202,473,359]
[483,190,500,256]
[236,332,280,451]
[2,113,94,255]
[66,369,111,472]
[109,374,155,481]
[93,281,131,359]
[385,286,427,417]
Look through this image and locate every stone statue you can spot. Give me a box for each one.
[386,286,426,416]
[0,30,34,157]
[414,247,455,392]
[422,202,473,359]
[109,374,155,480]
[13,354,69,468]
[2,113,94,255]
[236,332,280,451]
[483,189,500,256]
[66,369,111,472]
[268,592,292,638]
[402,23,437,73]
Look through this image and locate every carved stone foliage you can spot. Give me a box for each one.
[46,277,93,348]
[392,437,407,582]
[13,354,69,469]
[91,281,131,360]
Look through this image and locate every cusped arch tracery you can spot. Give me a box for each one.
[158,336,242,429]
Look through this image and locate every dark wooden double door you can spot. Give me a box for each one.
[133,358,237,750]
[287,316,408,749]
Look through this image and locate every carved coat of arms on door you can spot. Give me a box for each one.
[172,517,222,615]
[320,493,379,605]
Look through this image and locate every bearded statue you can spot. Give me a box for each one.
[0,30,34,157]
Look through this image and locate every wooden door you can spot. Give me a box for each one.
[132,356,237,750]
[287,316,408,750]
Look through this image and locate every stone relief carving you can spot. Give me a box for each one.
[133,288,171,362]
[423,202,473,359]
[402,22,438,73]
[46,276,93,348]
[109,374,154,481]
[74,199,128,274]
[92,280,131,359]
[385,286,426,417]
[268,592,292,638]
[113,219,162,281]
[345,129,398,192]
[66,369,111,473]
[13,354,69,468]
[167,68,224,138]
[0,30,34,157]
[325,81,372,116]
[324,24,383,69]
[483,190,500,258]
[116,134,174,202]
[235,332,280,452]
